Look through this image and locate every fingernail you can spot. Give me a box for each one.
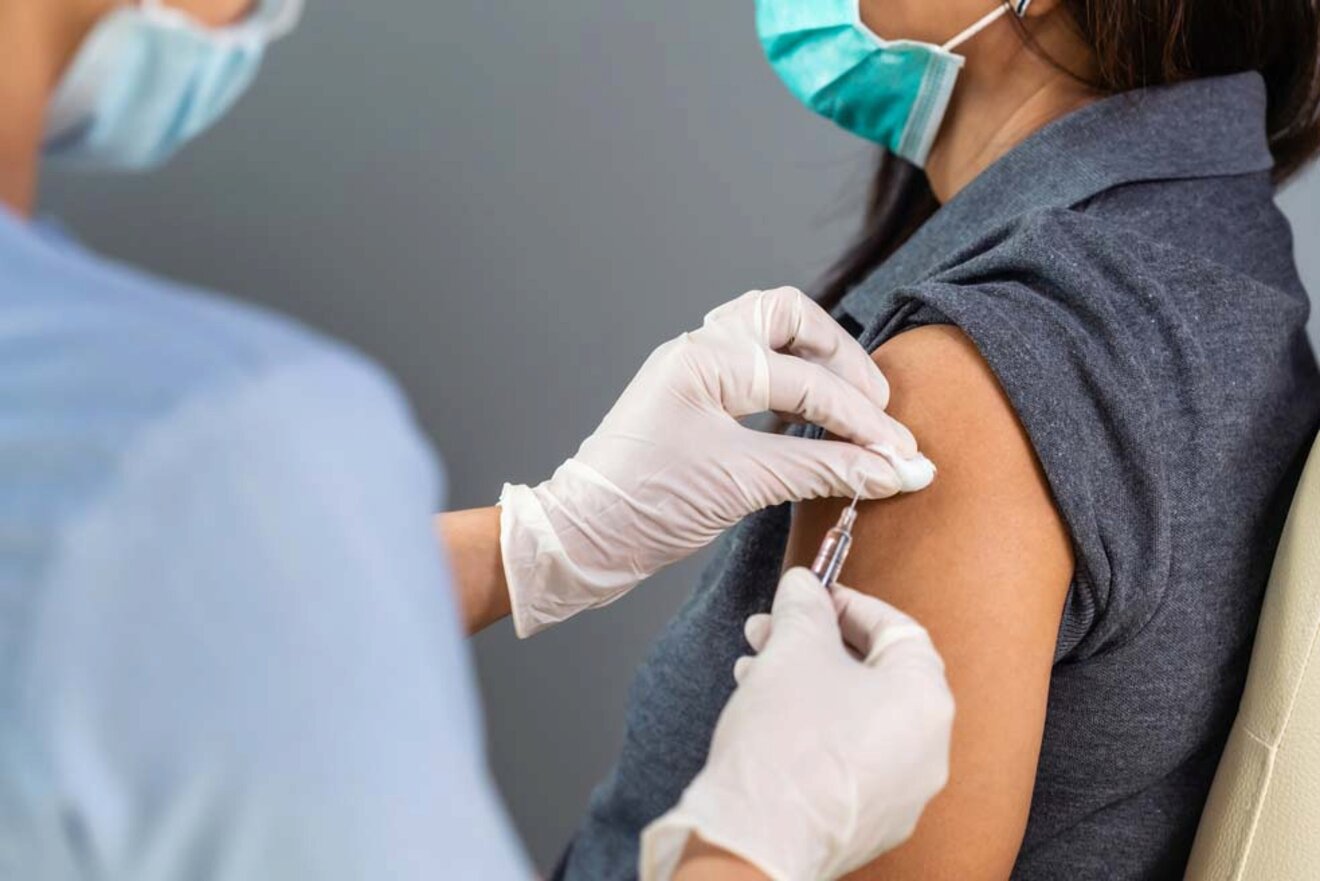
[733,656,754,685]
[867,444,938,492]
[744,615,771,647]
[868,367,891,407]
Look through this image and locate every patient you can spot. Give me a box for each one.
[555,0,1320,878]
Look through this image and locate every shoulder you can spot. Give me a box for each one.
[871,325,1015,445]
[0,214,375,406]
[0,218,439,575]
[120,344,433,499]
[88,341,440,555]
[0,231,513,874]
[855,324,1073,590]
[869,325,1043,506]
[853,278,1143,653]
[792,323,1073,624]
[1,209,423,461]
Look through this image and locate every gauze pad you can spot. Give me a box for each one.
[868,444,937,492]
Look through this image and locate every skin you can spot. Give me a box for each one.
[0,0,253,214]
[784,3,1100,878]
[441,506,512,630]
[861,0,1100,202]
[0,1,766,877]
[675,839,772,881]
[788,329,1074,879]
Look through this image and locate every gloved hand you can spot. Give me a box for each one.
[499,287,936,637]
[640,568,954,881]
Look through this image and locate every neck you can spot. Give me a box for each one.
[0,0,111,217]
[925,11,1098,204]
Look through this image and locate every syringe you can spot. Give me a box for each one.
[809,496,860,590]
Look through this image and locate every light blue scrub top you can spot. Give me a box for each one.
[0,208,529,880]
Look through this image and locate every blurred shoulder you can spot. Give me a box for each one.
[0,212,435,565]
[0,211,382,403]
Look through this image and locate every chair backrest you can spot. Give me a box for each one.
[1184,433,1320,880]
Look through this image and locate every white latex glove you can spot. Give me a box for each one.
[499,287,936,637]
[640,568,954,881]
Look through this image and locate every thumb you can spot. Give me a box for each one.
[765,567,842,649]
[832,585,939,667]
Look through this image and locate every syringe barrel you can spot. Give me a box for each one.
[810,527,853,589]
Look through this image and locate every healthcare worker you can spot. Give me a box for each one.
[0,1,954,880]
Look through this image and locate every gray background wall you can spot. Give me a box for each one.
[41,0,1320,870]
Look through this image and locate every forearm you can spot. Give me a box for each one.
[673,838,771,881]
[436,507,511,634]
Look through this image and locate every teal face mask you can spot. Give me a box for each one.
[43,0,304,172]
[756,0,1031,167]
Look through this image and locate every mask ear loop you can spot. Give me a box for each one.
[258,0,305,41]
[138,0,303,45]
[942,0,1032,52]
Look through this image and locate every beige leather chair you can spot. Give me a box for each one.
[1185,434,1320,880]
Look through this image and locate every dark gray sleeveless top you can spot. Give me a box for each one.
[556,73,1320,880]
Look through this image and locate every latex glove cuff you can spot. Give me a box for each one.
[499,474,638,638]
[640,779,831,881]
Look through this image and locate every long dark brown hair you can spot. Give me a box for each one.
[817,0,1320,311]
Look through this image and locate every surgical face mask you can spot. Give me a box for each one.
[756,0,1031,167]
[43,0,305,171]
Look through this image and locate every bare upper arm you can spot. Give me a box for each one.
[785,324,1074,880]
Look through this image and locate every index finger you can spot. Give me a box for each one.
[708,287,892,411]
